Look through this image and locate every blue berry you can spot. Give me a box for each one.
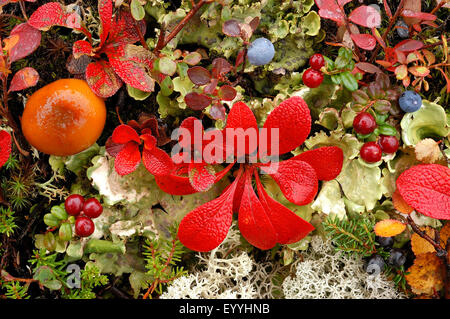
[396,20,409,39]
[387,248,407,267]
[366,255,385,274]
[376,236,394,248]
[247,38,275,66]
[399,90,422,113]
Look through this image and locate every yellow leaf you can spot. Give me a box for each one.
[411,226,436,256]
[405,253,445,296]
[374,219,406,237]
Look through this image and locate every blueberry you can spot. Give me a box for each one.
[387,248,407,267]
[399,90,422,113]
[366,255,386,274]
[247,38,275,66]
[396,20,409,39]
[376,236,394,248]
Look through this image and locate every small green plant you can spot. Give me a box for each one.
[1,280,30,299]
[62,264,109,299]
[323,47,361,92]
[0,206,17,236]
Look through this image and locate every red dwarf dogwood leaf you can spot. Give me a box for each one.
[115,142,141,176]
[397,164,450,220]
[8,67,39,92]
[0,130,11,168]
[28,2,81,31]
[73,40,93,58]
[98,0,113,48]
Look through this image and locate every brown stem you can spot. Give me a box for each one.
[133,20,150,51]
[431,0,446,15]
[369,0,407,63]
[18,1,28,20]
[0,14,25,21]
[153,0,213,55]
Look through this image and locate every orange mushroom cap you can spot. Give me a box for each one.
[22,79,106,156]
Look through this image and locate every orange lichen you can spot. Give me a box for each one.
[21,79,106,156]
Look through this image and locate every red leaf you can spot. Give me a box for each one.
[203,78,218,95]
[261,159,318,206]
[262,96,311,156]
[372,27,386,49]
[107,46,155,93]
[211,58,232,78]
[238,169,277,250]
[355,62,382,74]
[350,33,377,50]
[315,0,346,24]
[401,10,437,21]
[394,39,424,52]
[112,124,140,144]
[114,141,141,176]
[291,146,343,181]
[73,40,93,58]
[397,164,450,220]
[155,173,197,196]
[184,92,212,110]
[349,6,381,28]
[255,173,314,244]
[142,147,174,176]
[106,10,145,47]
[222,19,241,37]
[178,177,240,251]
[0,130,11,168]
[218,85,237,101]
[28,2,81,30]
[8,67,39,92]
[98,0,113,48]
[85,60,123,98]
[187,66,211,86]
[236,49,246,68]
[383,0,393,19]
[188,163,216,192]
[8,23,41,63]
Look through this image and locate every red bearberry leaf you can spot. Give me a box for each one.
[222,19,241,37]
[178,177,240,252]
[105,137,125,157]
[397,164,450,220]
[383,0,393,19]
[350,33,377,51]
[291,146,343,181]
[218,85,237,101]
[238,169,277,250]
[262,159,318,206]
[184,92,212,110]
[98,0,113,47]
[255,173,314,244]
[394,39,424,52]
[28,2,81,30]
[188,163,216,192]
[73,40,93,58]
[155,173,197,195]
[349,6,381,28]
[112,124,140,145]
[401,10,436,21]
[8,23,41,63]
[262,96,311,156]
[355,62,382,74]
[8,67,39,92]
[408,66,430,77]
[85,60,123,98]
[114,141,141,176]
[315,0,346,24]
[107,46,155,93]
[187,66,211,86]
[0,130,11,168]
[183,52,202,66]
[142,147,174,176]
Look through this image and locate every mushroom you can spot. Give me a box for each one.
[21,79,106,156]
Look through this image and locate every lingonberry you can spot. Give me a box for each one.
[309,53,325,71]
[64,194,85,216]
[302,68,324,88]
[353,112,377,135]
[360,142,382,163]
[82,198,103,219]
[379,135,399,154]
[75,216,95,237]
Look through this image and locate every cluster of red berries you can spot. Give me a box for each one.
[353,112,399,163]
[65,194,103,237]
[303,54,325,88]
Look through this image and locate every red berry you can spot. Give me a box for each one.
[309,54,325,70]
[64,194,84,216]
[353,112,377,135]
[75,216,95,237]
[360,142,382,163]
[302,68,324,88]
[82,198,103,219]
[379,135,399,154]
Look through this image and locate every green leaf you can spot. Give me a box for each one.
[127,84,151,101]
[59,222,72,241]
[340,71,358,91]
[159,57,177,76]
[44,213,60,227]
[160,76,174,96]
[51,205,68,220]
[378,123,397,136]
[131,0,145,21]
